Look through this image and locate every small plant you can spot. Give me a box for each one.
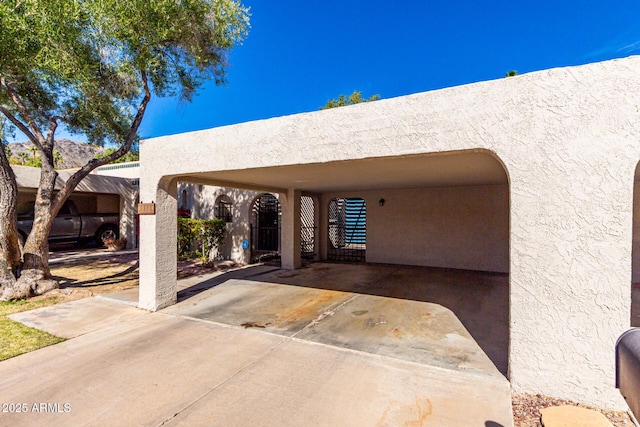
[177,218,227,262]
[102,237,127,251]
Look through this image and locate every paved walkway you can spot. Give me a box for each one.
[1,263,513,426]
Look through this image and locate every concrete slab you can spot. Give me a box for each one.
[165,279,354,336]
[1,262,513,426]
[294,293,504,380]
[168,262,508,379]
[0,314,286,427]
[8,297,147,338]
[0,311,511,427]
[375,265,509,376]
[164,339,512,427]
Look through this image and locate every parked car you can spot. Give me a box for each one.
[17,200,120,247]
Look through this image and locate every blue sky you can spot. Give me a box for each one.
[13,0,640,142]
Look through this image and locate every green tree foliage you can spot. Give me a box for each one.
[505,70,519,77]
[0,0,250,299]
[177,218,227,262]
[321,91,381,109]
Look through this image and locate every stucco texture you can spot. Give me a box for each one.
[140,56,640,409]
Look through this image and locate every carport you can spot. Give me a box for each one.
[140,150,511,370]
[14,165,137,247]
[139,56,640,409]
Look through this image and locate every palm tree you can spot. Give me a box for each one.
[27,146,38,162]
[53,150,63,168]
[18,152,28,165]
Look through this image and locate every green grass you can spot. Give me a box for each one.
[0,296,66,361]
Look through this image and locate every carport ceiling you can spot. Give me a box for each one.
[187,151,508,192]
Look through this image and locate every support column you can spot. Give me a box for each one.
[120,187,137,249]
[138,177,178,311]
[280,188,302,269]
[319,194,328,261]
[312,194,321,261]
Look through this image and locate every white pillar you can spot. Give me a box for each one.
[120,187,137,249]
[138,177,178,311]
[319,194,328,261]
[312,194,321,261]
[280,189,302,269]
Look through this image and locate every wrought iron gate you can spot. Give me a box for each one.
[328,197,366,262]
[251,194,280,262]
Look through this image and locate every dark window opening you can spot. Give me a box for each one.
[215,195,233,222]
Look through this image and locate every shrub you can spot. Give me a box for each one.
[177,218,227,262]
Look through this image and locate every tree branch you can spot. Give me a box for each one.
[0,78,46,146]
[44,118,59,151]
[0,106,39,146]
[52,70,151,211]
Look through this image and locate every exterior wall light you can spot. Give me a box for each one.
[379,198,385,206]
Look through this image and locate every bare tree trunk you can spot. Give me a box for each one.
[1,147,59,300]
[0,143,20,295]
[11,216,58,298]
[5,147,59,299]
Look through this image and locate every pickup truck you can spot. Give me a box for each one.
[17,200,120,246]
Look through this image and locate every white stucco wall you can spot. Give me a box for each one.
[94,161,270,263]
[179,183,264,264]
[139,56,640,409]
[321,185,509,272]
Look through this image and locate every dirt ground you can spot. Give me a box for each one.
[41,251,229,305]
[512,393,634,426]
[39,252,637,426]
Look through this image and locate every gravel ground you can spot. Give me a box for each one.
[512,393,635,426]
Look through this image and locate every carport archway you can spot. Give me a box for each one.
[310,150,511,377]
[167,150,512,379]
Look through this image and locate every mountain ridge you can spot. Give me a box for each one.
[6,139,106,169]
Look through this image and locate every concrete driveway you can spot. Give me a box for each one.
[1,262,512,426]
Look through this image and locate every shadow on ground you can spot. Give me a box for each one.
[174,261,509,378]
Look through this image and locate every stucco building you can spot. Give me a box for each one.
[94,163,283,263]
[15,165,137,247]
[138,56,640,409]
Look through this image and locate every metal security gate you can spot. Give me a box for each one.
[251,194,280,262]
[301,196,316,259]
[328,197,366,262]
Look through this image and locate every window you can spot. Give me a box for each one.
[215,195,233,222]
